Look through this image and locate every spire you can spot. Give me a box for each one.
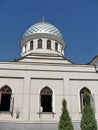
[42,16,45,22]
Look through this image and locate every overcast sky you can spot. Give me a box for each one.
[0,0,98,64]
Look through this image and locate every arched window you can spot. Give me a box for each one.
[55,42,58,51]
[80,87,95,112]
[0,85,12,111]
[40,87,53,112]
[30,41,33,50]
[38,39,42,49]
[47,40,51,49]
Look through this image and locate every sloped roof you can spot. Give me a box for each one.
[87,55,98,65]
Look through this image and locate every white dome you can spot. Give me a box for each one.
[23,21,63,38]
[20,20,66,50]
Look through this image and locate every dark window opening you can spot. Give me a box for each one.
[55,42,58,51]
[40,87,53,112]
[41,95,52,112]
[0,94,11,111]
[80,87,91,112]
[30,41,33,50]
[38,39,42,49]
[47,40,51,49]
[0,85,12,111]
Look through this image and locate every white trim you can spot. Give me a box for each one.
[52,90,55,113]
[78,91,81,113]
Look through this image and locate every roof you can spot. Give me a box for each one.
[23,20,63,39]
[87,55,98,65]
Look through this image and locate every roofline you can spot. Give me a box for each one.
[87,55,98,65]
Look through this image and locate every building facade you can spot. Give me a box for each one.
[0,19,98,130]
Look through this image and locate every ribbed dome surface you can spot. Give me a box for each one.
[23,21,63,38]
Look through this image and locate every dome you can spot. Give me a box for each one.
[23,20,63,38]
[20,19,66,49]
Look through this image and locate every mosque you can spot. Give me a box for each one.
[0,18,98,130]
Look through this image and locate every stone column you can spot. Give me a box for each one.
[22,76,31,121]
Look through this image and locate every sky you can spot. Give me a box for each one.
[0,0,98,64]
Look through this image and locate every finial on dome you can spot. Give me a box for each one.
[42,16,45,22]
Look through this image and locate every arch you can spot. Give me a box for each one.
[55,42,58,51]
[0,85,12,93]
[30,41,33,50]
[40,87,53,112]
[80,87,91,112]
[38,39,42,49]
[80,87,91,94]
[47,40,51,49]
[0,85,12,111]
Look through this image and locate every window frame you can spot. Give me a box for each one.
[40,87,53,113]
[80,87,95,112]
[55,42,58,51]
[38,39,42,49]
[30,41,33,50]
[0,85,12,111]
[47,40,51,49]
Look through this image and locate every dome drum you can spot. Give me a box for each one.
[20,33,65,49]
[21,38,63,57]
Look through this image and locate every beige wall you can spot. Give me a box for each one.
[30,78,64,121]
[0,61,97,123]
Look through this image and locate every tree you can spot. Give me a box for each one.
[80,92,97,130]
[58,99,74,130]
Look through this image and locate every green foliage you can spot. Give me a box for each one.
[58,99,74,130]
[83,92,90,106]
[80,92,97,130]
